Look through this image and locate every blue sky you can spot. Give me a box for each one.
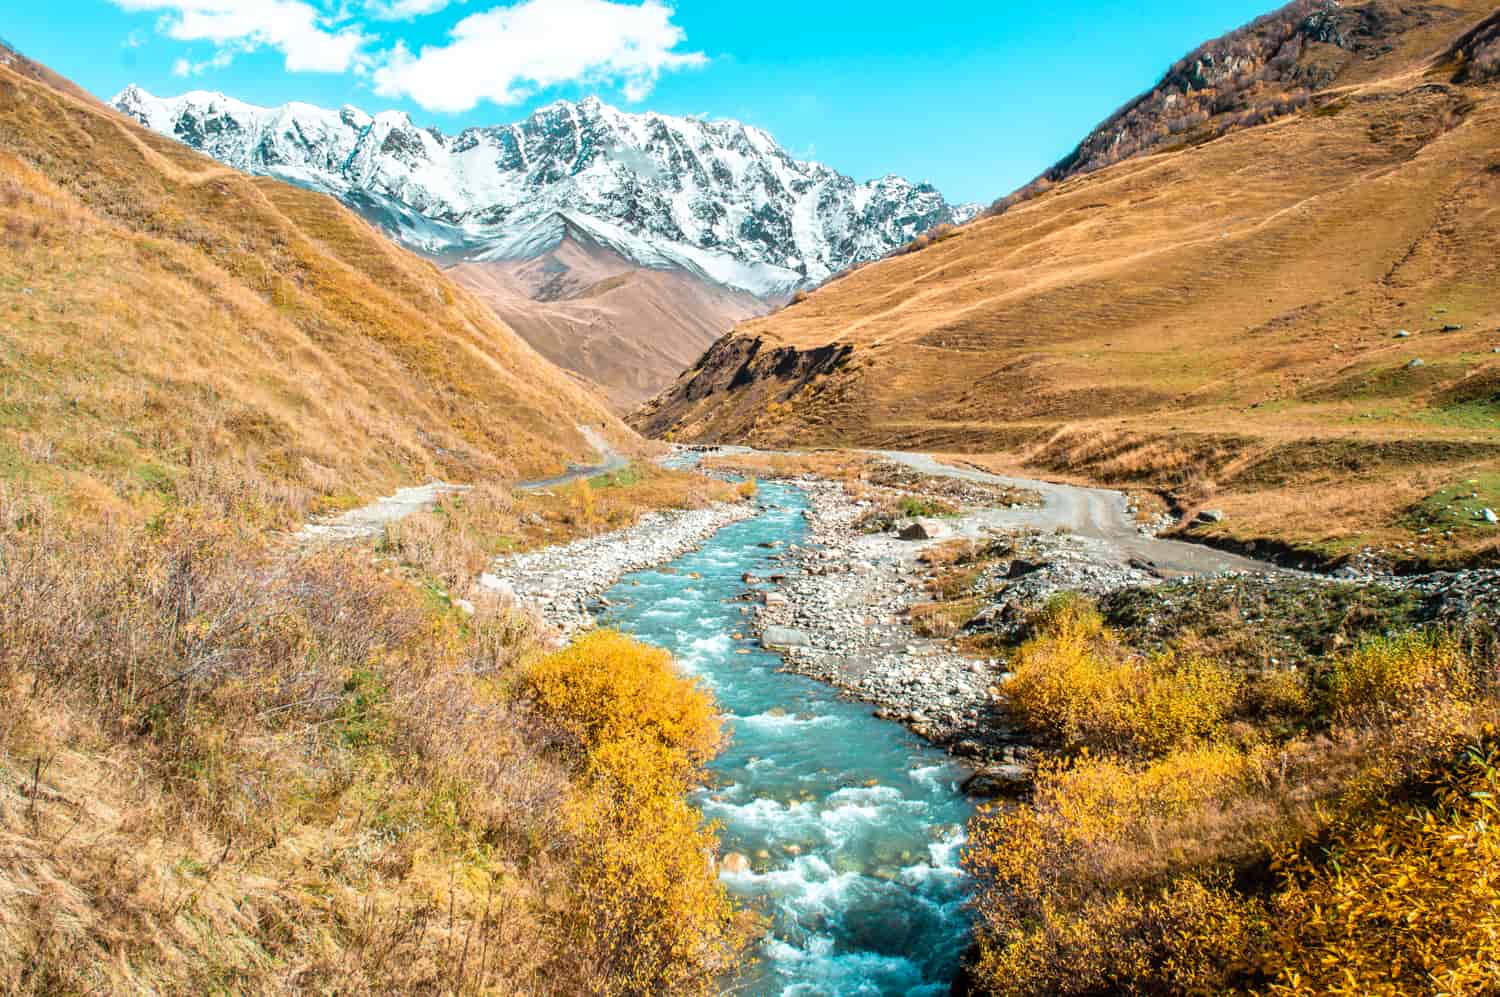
[7,1,1277,203]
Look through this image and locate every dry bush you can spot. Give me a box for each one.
[965,745,1271,996]
[521,632,748,993]
[384,483,521,592]
[965,727,1500,996]
[969,595,1498,996]
[1007,597,1241,756]
[1261,739,1500,995]
[1327,630,1473,722]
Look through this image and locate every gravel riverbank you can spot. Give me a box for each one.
[745,478,1179,775]
[479,500,759,633]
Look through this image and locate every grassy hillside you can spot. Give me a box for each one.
[0,45,750,996]
[0,45,636,525]
[634,0,1500,569]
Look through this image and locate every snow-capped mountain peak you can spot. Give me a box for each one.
[111,85,980,298]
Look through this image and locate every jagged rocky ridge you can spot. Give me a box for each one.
[986,0,1472,214]
[111,87,978,297]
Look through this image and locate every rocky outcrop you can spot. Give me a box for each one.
[988,0,1473,215]
[1443,8,1500,82]
[630,333,855,441]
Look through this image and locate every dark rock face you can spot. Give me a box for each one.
[630,332,855,441]
[1443,8,1500,82]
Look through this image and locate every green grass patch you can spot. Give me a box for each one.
[589,463,645,490]
[898,495,959,518]
[1417,397,1500,431]
[134,460,177,497]
[1300,361,1465,403]
[1403,473,1500,535]
[1101,576,1429,671]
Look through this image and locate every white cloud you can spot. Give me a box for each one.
[370,0,704,112]
[112,0,371,73]
[172,47,236,75]
[363,0,460,19]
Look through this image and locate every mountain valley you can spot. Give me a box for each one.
[5,3,1500,995]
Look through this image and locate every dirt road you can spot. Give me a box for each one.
[873,450,1276,577]
[300,426,627,542]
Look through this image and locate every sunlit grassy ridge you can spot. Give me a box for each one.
[0,52,633,523]
[636,0,1500,569]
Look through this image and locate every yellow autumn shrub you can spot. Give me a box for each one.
[1327,630,1471,721]
[524,629,723,765]
[965,745,1269,996]
[523,630,746,994]
[1261,739,1500,997]
[1008,598,1240,756]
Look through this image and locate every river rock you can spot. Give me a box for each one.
[762,626,813,649]
[720,852,751,874]
[1196,509,1226,524]
[962,764,1035,799]
[1006,558,1047,579]
[898,518,953,541]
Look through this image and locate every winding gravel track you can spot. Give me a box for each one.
[298,426,626,542]
[871,450,1277,578]
[514,425,628,491]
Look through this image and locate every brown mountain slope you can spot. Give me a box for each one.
[633,0,1500,567]
[449,235,764,411]
[0,48,634,519]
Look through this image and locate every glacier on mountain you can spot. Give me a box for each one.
[111,86,980,298]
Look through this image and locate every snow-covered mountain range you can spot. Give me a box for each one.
[112,86,980,298]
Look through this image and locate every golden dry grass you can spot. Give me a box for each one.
[0,47,746,996]
[0,472,745,994]
[380,464,744,595]
[636,0,1500,566]
[0,59,637,524]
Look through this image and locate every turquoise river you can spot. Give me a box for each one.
[599,481,974,996]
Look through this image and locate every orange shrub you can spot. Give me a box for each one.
[1008,597,1239,756]
[524,631,746,992]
